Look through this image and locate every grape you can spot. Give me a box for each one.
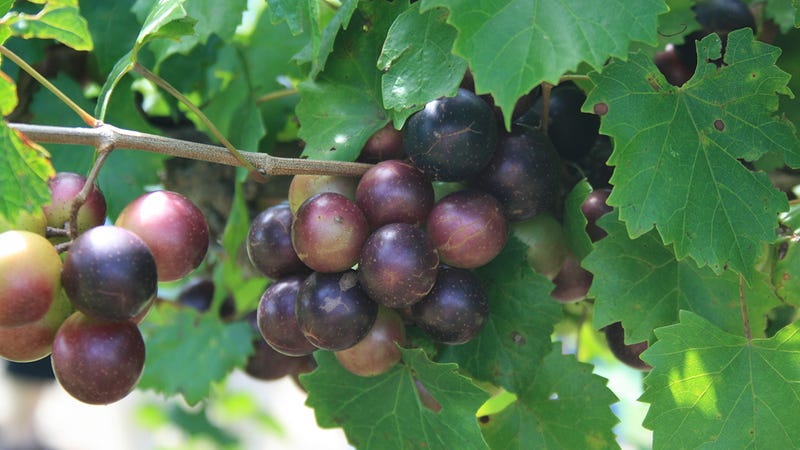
[427,190,508,269]
[115,190,209,282]
[288,174,358,215]
[51,311,145,404]
[358,223,439,308]
[550,253,592,303]
[359,123,405,163]
[411,266,489,345]
[295,271,378,351]
[654,48,693,87]
[519,83,600,161]
[243,311,309,381]
[176,277,236,320]
[0,289,73,362]
[291,192,369,273]
[403,88,497,181]
[511,213,569,280]
[0,208,47,235]
[257,275,316,357]
[472,128,561,221]
[335,306,406,377]
[581,188,612,242]
[247,202,309,279]
[603,322,651,370]
[61,225,157,321]
[355,160,435,228]
[0,230,63,327]
[674,0,756,71]
[42,172,107,234]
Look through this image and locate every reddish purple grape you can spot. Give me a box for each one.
[291,193,369,273]
[115,190,209,282]
[243,311,308,381]
[42,172,107,235]
[51,311,145,404]
[61,226,157,322]
[411,267,489,345]
[358,223,439,308]
[0,289,73,362]
[359,123,405,163]
[257,275,316,356]
[356,160,435,228]
[581,188,612,242]
[335,306,406,377]
[550,253,592,303]
[472,128,561,221]
[295,271,377,351]
[288,175,358,215]
[603,322,651,370]
[427,190,508,269]
[247,203,309,279]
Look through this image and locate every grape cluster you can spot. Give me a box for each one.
[0,174,210,404]
[247,84,616,378]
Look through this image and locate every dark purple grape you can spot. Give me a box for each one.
[247,203,309,279]
[291,192,369,273]
[411,267,489,345]
[603,322,651,370]
[295,271,377,351]
[257,275,316,356]
[519,83,599,161]
[356,160,435,228]
[550,253,592,303]
[176,277,236,320]
[427,190,508,269]
[335,306,406,377]
[61,226,157,322]
[654,48,693,87]
[472,127,561,221]
[674,0,756,71]
[359,123,405,163]
[581,188,612,242]
[404,88,497,181]
[243,311,307,381]
[51,311,145,404]
[358,223,439,308]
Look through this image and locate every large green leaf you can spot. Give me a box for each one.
[377,2,466,127]
[79,0,141,74]
[585,212,781,344]
[765,0,798,32]
[4,0,93,50]
[640,311,800,449]
[267,0,308,35]
[138,304,254,406]
[561,178,594,260]
[296,2,406,161]
[0,121,53,222]
[439,238,562,394]
[480,344,619,450]
[420,0,667,128]
[304,348,490,449]
[585,30,799,281]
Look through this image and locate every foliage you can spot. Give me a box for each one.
[1,1,800,449]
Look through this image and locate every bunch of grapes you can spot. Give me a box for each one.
[246,81,637,378]
[0,173,210,404]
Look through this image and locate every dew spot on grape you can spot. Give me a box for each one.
[713,119,725,131]
[593,103,608,116]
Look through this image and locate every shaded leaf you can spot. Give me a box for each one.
[561,178,593,260]
[0,121,53,222]
[5,0,93,50]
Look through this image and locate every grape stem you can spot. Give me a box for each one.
[739,274,752,341]
[7,122,373,177]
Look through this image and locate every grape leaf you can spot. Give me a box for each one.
[656,0,697,46]
[303,348,490,450]
[585,212,781,344]
[480,343,620,450]
[138,304,254,406]
[420,0,667,128]
[267,0,308,35]
[294,0,359,78]
[585,30,800,281]
[0,1,10,16]
[0,70,16,115]
[640,311,800,449]
[0,121,54,222]
[95,0,196,120]
[79,0,146,74]
[439,238,562,394]
[561,178,593,260]
[4,0,93,51]
[377,2,466,127]
[766,0,798,32]
[296,2,405,161]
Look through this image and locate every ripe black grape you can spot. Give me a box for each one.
[257,275,316,357]
[295,271,377,351]
[358,223,439,308]
[411,267,489,345]
[603,322,651,370]
[247,202,309,279]
[404,88,497,181]
[581,188,612,242]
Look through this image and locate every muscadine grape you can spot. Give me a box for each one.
[61,226,157,321]
[550,253,592,303]
[359,123,405,163]
[51,311,145,405]
[243,311,310,381]
[257,275,316,357]
[335,306,406,377]
[356,160,434,228]
[247,203,309,279]
[0,289,73,362]
[291,192,368,273]
[0,230,63,327]
[0,209,47,236]
[512,213,568,280]
[288,175,358,215]
[427,190,508,269]
[176,277,236,320]
[115,190,209,282]
[581,188,612,242]
[42,172,107,234]
[603,322,651,370]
